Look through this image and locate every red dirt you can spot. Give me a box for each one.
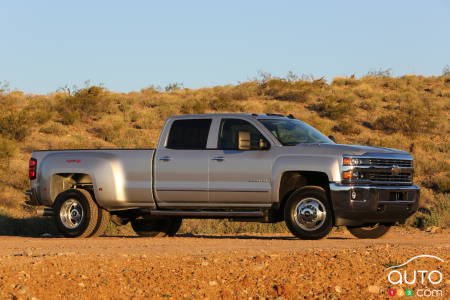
[0,228,448,299]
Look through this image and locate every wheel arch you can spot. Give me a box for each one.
[273,171,334,222]
[50,173,99,206]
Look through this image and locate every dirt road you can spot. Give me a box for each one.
[0,228,448,299]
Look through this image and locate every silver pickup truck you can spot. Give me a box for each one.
[27,113,420,239]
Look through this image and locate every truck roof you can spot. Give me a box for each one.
[170,113,295,120]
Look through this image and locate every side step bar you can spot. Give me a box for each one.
[149,210,264,217]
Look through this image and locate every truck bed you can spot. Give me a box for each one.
[31,149,156,209]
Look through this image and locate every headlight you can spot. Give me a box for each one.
[343,157,361,166]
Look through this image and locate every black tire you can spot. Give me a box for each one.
[284,186,333,240]
[131,216,178,237]
[53,189,99,238]
[89,208,110,237]
[167,217,182,237]
[347,224,391,239]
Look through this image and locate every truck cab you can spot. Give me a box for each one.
[28,113,420,239]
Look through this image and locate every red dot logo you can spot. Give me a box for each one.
[388,288,397,296]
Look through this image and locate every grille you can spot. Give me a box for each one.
[367,172,412,183]
[368,158,412,168]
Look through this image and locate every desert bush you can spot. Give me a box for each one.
[332,76,359,87]
[157,102,181,119]
[372,115,402,133]
[415,194,450,228]
[0,136,17,159]
[230,82,260,100]
[333,119,361,135]
[180,99,208,114]
[0,110,33,141]
[90,122,124,144]
[56,86,114,123]
[431,175,450,193]
[209,92,239,111]
[165,82,183,92]
[315,94,355,120]
[358,100,377,111]
[39,123,68,135]
[259,79,317,103]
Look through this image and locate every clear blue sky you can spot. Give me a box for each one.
[1,1,449,94]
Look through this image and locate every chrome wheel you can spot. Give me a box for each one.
[60,199,84,229]
[293,197,327,231]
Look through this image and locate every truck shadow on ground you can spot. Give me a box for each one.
[0,213,59,237]
[175,234,352,240]
[0,213,353,240]
[176,233,297,240]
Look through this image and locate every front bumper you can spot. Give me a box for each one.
[329,183,420,226]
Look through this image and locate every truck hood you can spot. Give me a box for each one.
[293,143,410,157]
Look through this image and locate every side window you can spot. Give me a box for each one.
[167,119,212,149]
[218,119,269,150]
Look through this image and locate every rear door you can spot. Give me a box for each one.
[154,118,212,206]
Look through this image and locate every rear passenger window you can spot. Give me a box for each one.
[166,119,212,149]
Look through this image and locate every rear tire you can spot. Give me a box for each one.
[347,224,391,239]
[53,189,99,238]
[131,216,180,237]
[89,208,110,237]
[284,186,333,240]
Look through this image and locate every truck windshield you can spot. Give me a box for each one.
[258,119,334,145]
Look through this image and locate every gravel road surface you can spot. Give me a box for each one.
[0,228,448,299]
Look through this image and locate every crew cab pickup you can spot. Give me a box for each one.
[27,113,420,239]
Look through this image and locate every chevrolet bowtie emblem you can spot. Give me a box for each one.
[391,164,401,175]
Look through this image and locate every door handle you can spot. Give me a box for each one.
[158,156,172,162]
[210,156,224,162]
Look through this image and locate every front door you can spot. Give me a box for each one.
[154,118,212,206]
[209,118,272,206]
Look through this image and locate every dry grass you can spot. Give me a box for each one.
[0,74,449,233]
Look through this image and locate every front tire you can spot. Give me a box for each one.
[53,189,100,238]
[284,186,333,240]
[347,224,391,239]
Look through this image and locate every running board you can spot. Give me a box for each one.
[149,210,264,217]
